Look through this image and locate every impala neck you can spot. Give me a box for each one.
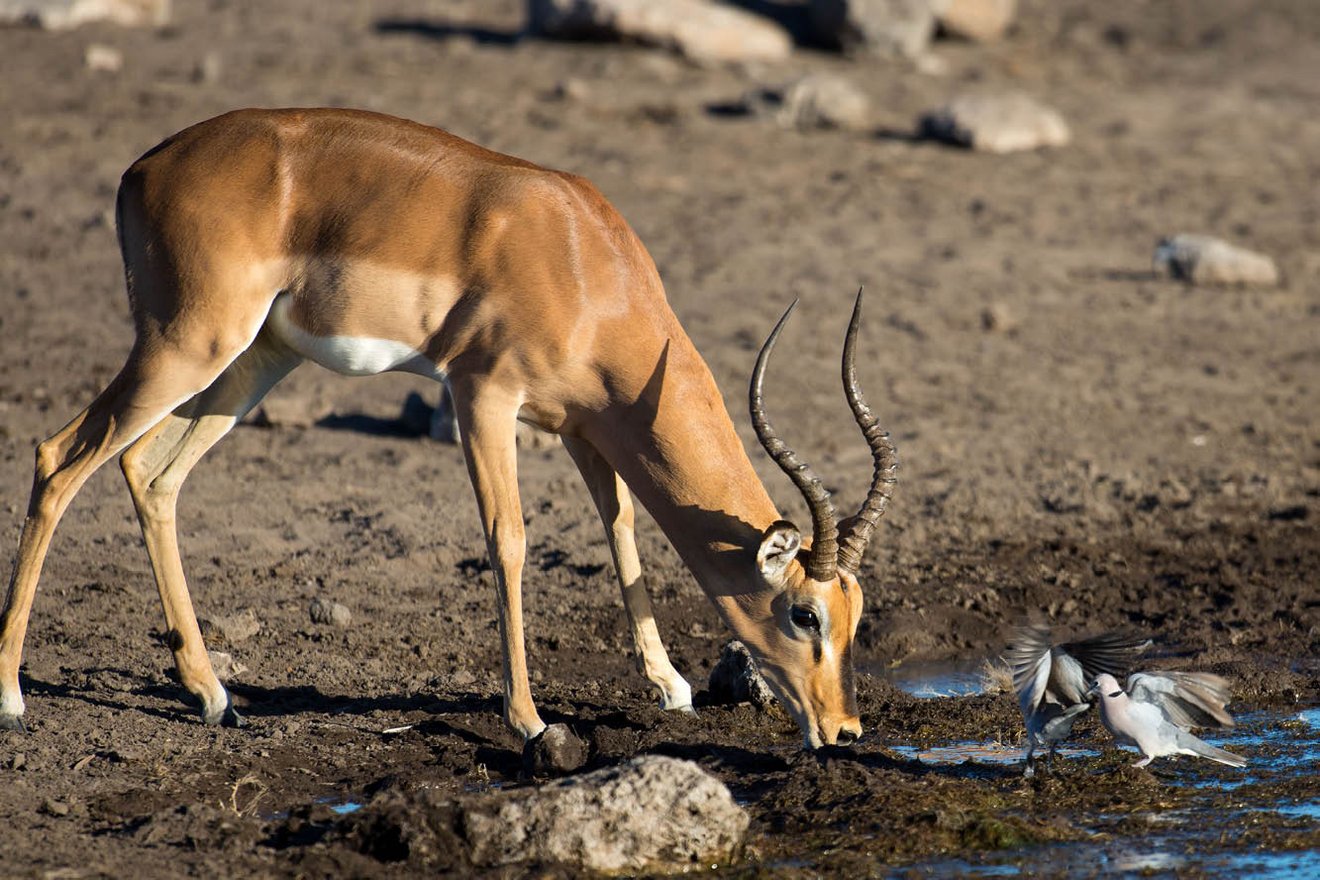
[583,334,782,603]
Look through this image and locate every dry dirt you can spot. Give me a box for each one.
[1,1,1317,876]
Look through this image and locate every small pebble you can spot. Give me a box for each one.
[309,596,352,627]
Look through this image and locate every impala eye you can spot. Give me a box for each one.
[790,605,820,632]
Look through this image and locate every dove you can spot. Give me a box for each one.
[1093,671,1247,769]
[1007,624,1150,776]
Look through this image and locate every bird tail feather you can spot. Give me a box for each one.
[1179,732,1247,767]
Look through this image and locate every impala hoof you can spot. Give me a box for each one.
[201,697,245,728]
[0,713,27,733]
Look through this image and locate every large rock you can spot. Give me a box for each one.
[932,0,1015,42]
[808,0,935,59]
[344,756,748,872]
[0,0,169,29]
[919,92,1070,152]
[527,0,793,64]
[1153,235,1280,286]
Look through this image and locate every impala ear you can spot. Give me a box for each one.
[757,520,802,585]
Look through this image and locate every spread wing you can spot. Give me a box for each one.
[1052,629,1152,704]
[1007,623,1053,716]
[1127,671,1236,730]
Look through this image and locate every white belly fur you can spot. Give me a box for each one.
[268,295,445,380]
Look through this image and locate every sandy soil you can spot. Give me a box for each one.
[1,0,1317,876]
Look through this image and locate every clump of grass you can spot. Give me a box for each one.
[979,657,1014,695]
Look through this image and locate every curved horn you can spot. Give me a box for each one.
[837,288,898,574]
[749,301,838,583]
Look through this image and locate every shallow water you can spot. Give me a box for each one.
[872,658,991,699]
[892,707,1320,879]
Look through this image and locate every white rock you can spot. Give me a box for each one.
[0,0,169,29]
[463,756,748,871]
[1154,235,1280,286]
[932,0,1015,42]
[83,43,123,73]
[527,0,793,64]
[207,650,247,682]
[778,74,871,131]
[808,0,935,59]
[919,92,1070,152]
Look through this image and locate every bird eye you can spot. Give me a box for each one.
[790,605,820,632]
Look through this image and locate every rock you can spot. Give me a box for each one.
[708,640,776,708]
[207,650,247,682]
[198,608,261,646]
[808,0,935,59]
[83,43,123,73]
[465,756,747,870]
[980,302,1016,333]
[778,74,871,131]
[191,50,222,85]
[0,0,169,29]
[41,799,71,817]
[309,596,352,628]
[522,723,589,777]
[249,392,333,429]
[1153,235,1280,286]
[527,0,793,64]
[919,92,1070,153]
[932,0,1015,42]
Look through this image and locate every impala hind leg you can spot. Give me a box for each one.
[562,437,693,713]
[0,348,242,730]
[452,383,546,741]
[120,334,300,726]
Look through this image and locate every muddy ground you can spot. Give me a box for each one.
[1,0,1317,876]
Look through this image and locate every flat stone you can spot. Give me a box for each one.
[528,0,793,64]
[932,0,1016,42]
[808,0,935,59]
[778,74,871,131]
[1153,234,1280,286]
[919,92,1070,152]
[0,0,169,29]
[198,608,260,646]
[708,640,776,708]
[83,43,123,72]
[248,392,333,429]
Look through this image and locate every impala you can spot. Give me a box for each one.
[0,109,896,748]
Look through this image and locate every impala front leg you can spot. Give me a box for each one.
[454,384,546,742]
[562,437,693,713]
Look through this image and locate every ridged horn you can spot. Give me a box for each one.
[837,288,898,574]
[749,301,838,583]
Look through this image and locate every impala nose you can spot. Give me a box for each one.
[833,718,862,746]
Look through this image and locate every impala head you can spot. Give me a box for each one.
[739,288,898,749]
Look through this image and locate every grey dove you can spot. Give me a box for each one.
[1007,624,1149,776]
[1093,672,1246,769]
